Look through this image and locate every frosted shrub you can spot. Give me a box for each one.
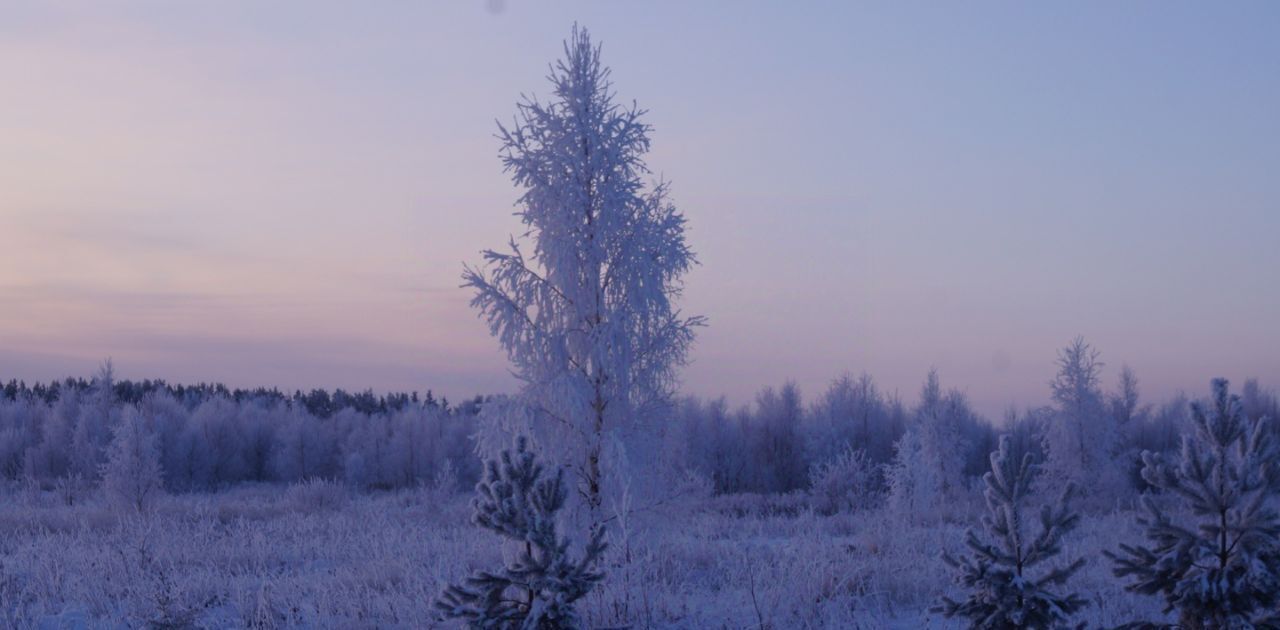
[935,435,1087,628]
[808,446,879,515]
[284,477,349,513]
[1106,379,1280,628]
[435,438,606,628]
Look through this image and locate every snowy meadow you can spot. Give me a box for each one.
[0,465,1164,628]
[0,360,1276,628]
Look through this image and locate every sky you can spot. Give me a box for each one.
[1,2,1278,418]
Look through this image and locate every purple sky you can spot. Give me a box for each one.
[2,3,1278,417]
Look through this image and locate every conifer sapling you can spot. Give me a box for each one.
[935,435,1087,628]
[435,437,607,628]
[1106,378,1280,628]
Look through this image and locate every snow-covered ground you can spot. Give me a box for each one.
[0,483,1166,628]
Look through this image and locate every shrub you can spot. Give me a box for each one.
[809,446,880,515]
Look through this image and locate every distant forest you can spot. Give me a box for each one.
[1,340,1277,515]
[0,373,483,417]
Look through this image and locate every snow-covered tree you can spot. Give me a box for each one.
[23,387,77,484]
[436,437,606,628]
[671,396,748,494]
[462,25,703,515]
[270,407,335,483]
[935,435,1087,628]
[101,407,165,512]
[751,383,807,493]
[1106,379,1280,628]
[185,397,248,489]
[804,373,904,468]
[1108,364,1148,430]
[236,402,277,482]
[387,406,434,487]
[885,423,934,518]
[1242,378,1280,424]
[1041,337,1127,504]
[887,370,974,521]
[0,396,41,479]
[72,360,118,480]
[1108,365,1153,490]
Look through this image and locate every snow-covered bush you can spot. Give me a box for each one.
[436,437,607,628]
[935,435,1087,628]
[1106,378,1280,628]
[284,477,349,513]
[809,446,880,515]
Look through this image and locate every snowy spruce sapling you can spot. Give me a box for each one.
[435,437,607,629]
[1106,378,1280,628]
[935,435,1087,629]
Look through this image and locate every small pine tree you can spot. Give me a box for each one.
[100,408,165,513]
[1106,378,1280,628]
[435,437,607,629]
[935,435,1087,629]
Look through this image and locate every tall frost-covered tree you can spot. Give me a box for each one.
[1106,379,1280,628]
[935,435,1086,629]
[463,25,702,513]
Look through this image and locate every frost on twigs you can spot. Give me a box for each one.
[1106,378,1280,629]
[435,437,607,629]
[461,23,703,514]
[100,407,165,513]
[934,435,1087,629]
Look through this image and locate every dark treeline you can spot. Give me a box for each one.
[0,374,477,418]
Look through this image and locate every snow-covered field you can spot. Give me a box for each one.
[0,483,1165,629]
